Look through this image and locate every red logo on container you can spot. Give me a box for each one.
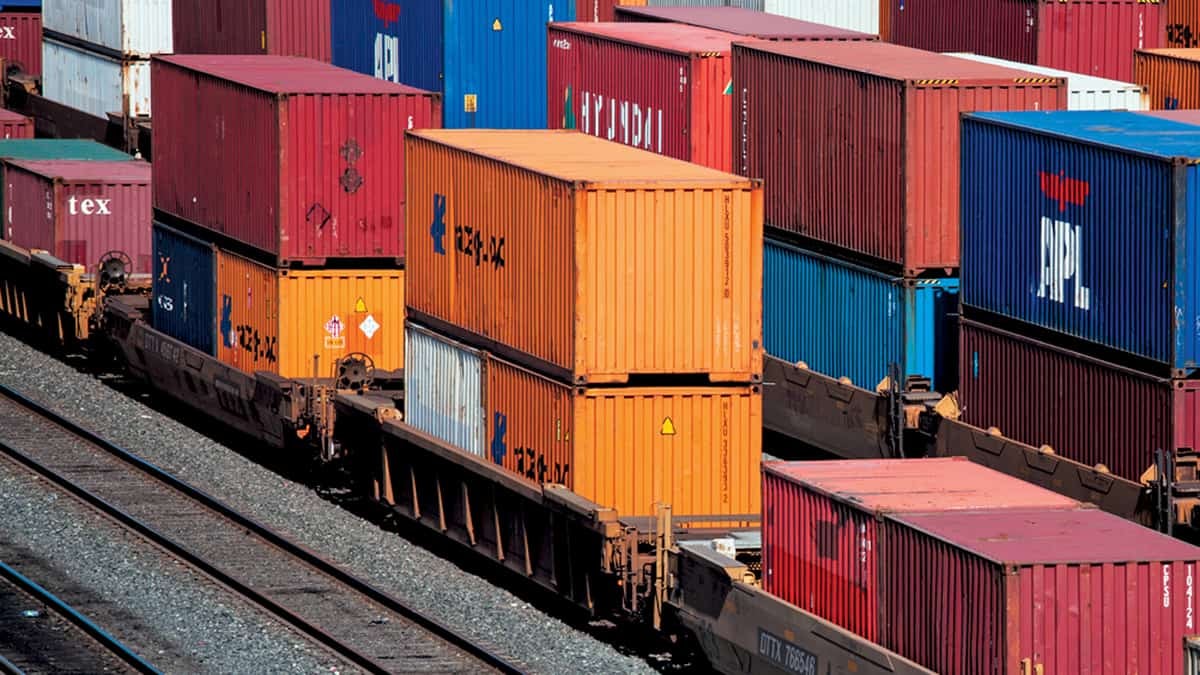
[374,0,401,25]
[1039,171,1090,212]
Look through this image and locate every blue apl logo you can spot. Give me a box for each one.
[220,294,234,348]
[430,193,447,255]
[491,412,508,465]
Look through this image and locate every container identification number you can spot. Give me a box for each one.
[455,225,506,269]
[490,413,569,485]
[374,33,400,83]
[1036,217,1091,311]
[757,629,817,675]
[1168,24,1199,48]
[220,294,278,364]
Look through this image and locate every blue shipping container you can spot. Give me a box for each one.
[764,240,959,392]
[152,223,216,356]
[961,110,1200,373]
[330,0,572,129]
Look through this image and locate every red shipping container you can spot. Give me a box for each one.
[0,11,40,77]
[152,55,441,266]
[0,108,32,139]
[548,22,741,171]
[888,0,1162,82]
[733,41,1066,275]
[576,0,645,22]
[959,318,1200,483]
[762,457,1082,642]
[883,508,1200,674]
[171,0,331,61]
[614,5,880,41]
[4,159,152,273]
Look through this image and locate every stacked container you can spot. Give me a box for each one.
[613,6,879,41]
[0,3,41,77]
[763,0,883,37]
[171,0,331,60]
[1135,48,1200,110]
[404,129,765,519]
[947,52,1148,111]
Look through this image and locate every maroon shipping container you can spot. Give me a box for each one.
[4,159,152,274]
[171,0,331,61]
[0,11,40,77]
[762,457,1082,643]
[889,0,1162,82]
[959,318,1200,483]
[613,6,879,41]
[884,508,1200,674]
[733,41,1066,275]
[0,108,32,139]
[152,55,441,266]
[547,22,740,171]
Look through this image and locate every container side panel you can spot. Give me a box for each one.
[215,250,279,375]
[1037,1,1162,82]
[1136,50,1200,110]
[264,0,331,59]
[330,0,443,92]
[577,0,649,22]
[171,0,267,54]
[57,179,152,274]
[691,52,733,172]
[0,12,42,77]
[152,223,216,355]
[1166,4,1200,50]
[404,324,486,458]
[44,0,173,56]
[485,356,575,487]
[43,39,151,119]
[888,0,1030,63]
[764,0,878,35]
[4,165,52,253]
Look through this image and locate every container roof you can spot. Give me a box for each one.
[0,108,28,123]
[551,22,740,55]
[966,110,1200,160]
[945,52,1142,90]
[612,6,876,40]
[0,139,131,161]
[5,159,152,182]
[1138,48,1200,62]
[154,55,434,95]
[764,458,1080,513]
[894,508,1200,565]
[407,130,754,186]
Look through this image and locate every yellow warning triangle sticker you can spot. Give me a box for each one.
[660,417,676,436]
[492,18,502,31]
[354,297,368,313]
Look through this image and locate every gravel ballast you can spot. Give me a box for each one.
[0,330,656,675]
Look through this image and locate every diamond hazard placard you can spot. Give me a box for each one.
[324,315,344,338]
[359,315,380,340]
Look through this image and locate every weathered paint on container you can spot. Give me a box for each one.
[764,0,882,37]
[0,109,33,139]
[4,159,152,274]
[547,22,738,171]
[576,0,644,22]
[961,111,1200,372]
[959,318,1200,484]
[1135,49,1200,110]
[406,129,763,384]
[404,322,485,459]
[152,222,216,356]
[152,54,441,266]
[215,249,404,378]
[761,458,1082,642]
[947,52,1148,110]
[615,5,878,40]
[43,38,151,118]
[43,0,171,56]
[171,0,330,60]
[883,508,1200,675]
[764,239,958,392]
[330,0,443,91]
[0,12,42,77]
[734,41,1065,275]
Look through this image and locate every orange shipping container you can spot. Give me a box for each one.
[1135,48,1200,109]
[1166,3,1200,50]
[216,249,404,378]
[405,129,764,385]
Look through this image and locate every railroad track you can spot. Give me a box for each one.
[0,384,521,675]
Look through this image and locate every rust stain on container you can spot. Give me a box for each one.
[1135,48,1200,109]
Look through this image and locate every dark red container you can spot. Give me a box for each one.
[4,159,153,273]
[152,54,441,266]
[0,11,40,77]
[888,0,1163,82]
[613,5,879,41]
[0,108,32,139]
[171,0,331,61]
[959,318,1200,483]
[733,41,1066,275]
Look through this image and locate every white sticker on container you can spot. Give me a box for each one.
[360,315,380,340]
[325,315,344,338]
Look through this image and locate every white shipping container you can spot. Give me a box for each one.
[404,323,485,459]
[646,0,764,8]
[43,0,172,57]
[946,53,1148,111]
[764,0,878,35]
[42,38,151,119]
[1189,638,1200,675]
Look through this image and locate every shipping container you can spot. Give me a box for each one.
[547,22,739,171]
[0,139,133,226]
[43,0,171,57]
[882,508,1200,675]
[5,159,152,274]
[43,37,151,119]
[215,248,405,378]
[1135,49,1200,110]
[0,11,42,77]
[329,0,441,91]
[1188,637,1200,675]
[404,322,485,459]
[615,5,877,40]
[1166,2,1200,49]
[171,0,330,61]
[406,129,763,384]
[152,222,216,356]
[734,41,1065,275]
[761,457,1082,642]
[959,318,1199,484]
[947,52,1148,110]
[0,108,33,140]
[646,0,762,6]
[961,110,1200,372]
[764,0,882,37]
[889,0,1162,82]
[764,240,958,392]
[576,0,644,23]
[152,54,441,266]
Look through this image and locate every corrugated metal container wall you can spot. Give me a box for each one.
[614,6,878,40]
[958,318,1200,483]
[329,0,442,92]
[0,109,32,139]
[646,0,763,7]
[946,52,1148,110]
[405,129,763,384]
[1166,3,1200,49]
[43,38,151,118]
[5,159,152,274]
[1188,638,1200,675]
[734,42,1065,275]
[577,0,645,22]
[403,322,485,458]
[0,12,42,77]
[960,111,1200,371]
[882,508,1200,675]
[1135,49,1200,109]
[764,0,881,36]
[0,140,133,220]
[215,250,275,375]
[152,222,216,356]
[152,55,441,266]
[486,355,574,485]
[43,0,171,56]
[547,22,736,171]
[764,240,958,392]
[171,0,331,60]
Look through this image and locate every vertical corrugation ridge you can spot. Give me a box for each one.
[404,325,485,458]
[763,0,879,34]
